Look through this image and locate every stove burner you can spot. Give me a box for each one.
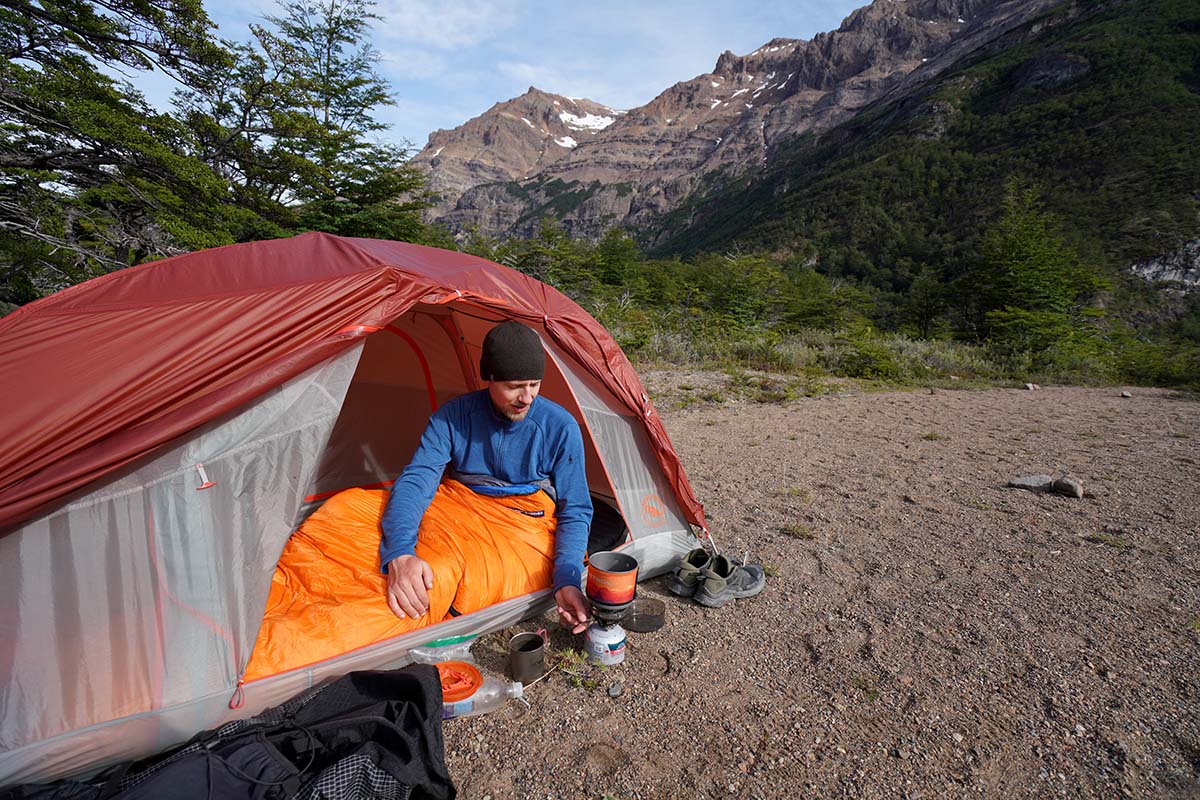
[589,598,632,627]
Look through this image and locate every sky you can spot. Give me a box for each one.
[158,0,867,152]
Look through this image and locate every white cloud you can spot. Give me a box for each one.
[372,0,519,49]
[377,47,447,80]
[497,60,569,90]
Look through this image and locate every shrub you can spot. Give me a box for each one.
[821,333,905,381]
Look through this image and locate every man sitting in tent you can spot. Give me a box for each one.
[380,321,594,634]
[243,321,593,681]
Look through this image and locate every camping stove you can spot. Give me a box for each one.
[583,551,638,666]
[589,599,632,627]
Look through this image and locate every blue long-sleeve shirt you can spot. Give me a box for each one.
[380,390,593,592]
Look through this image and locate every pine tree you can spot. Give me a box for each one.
[249,0,431,238]
[976,177,1104,362]
[979,178,1094,316]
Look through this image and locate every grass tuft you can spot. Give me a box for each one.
[781,522,815,540]
[852,676,880,703]
[547,646,607,691]
[1084,531,1126,548]
[776,485,810,501]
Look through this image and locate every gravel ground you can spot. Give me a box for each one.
[442,374,1200,800]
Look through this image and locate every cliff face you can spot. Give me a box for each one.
[415,0,1062,240]
[1131,241,1200,291]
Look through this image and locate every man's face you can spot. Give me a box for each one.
[488,379,542,421]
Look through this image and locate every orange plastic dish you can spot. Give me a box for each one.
[436,661,483,701]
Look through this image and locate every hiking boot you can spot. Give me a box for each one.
[667,547,712,597]
[694,554,766,608]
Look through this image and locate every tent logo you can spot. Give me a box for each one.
[641,494,666,528]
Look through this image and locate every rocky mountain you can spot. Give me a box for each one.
[410,90,623,222]
[413,0,1063,241]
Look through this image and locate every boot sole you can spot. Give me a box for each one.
[694,582,765,608]
[694,591,730,608]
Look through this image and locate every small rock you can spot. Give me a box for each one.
[1074,724,1086,737]
[1007,474,1054,492]
[952,732,964,744]
[1052,476,1084,498]
[1024,383,1041,391]
[1120,391,1132,398]
[607,682,624,698]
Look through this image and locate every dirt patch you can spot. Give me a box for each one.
[443,376,1200,799]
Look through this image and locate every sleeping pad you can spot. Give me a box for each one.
[244,480,556,681]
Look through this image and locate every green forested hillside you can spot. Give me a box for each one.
[577,0,1197,388]
[655,0,1199,274]
[470,0,1199,389]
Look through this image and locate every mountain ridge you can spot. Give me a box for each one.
[414,0,1063,240]
[410,89,623,222]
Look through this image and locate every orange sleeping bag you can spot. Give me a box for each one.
[244,480,556,681]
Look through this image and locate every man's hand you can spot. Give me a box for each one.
[386,554,434,620]
[555,585,591,634]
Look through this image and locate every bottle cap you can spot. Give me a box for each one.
[437,661,482,701]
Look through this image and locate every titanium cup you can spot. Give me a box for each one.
[508,630,545,684]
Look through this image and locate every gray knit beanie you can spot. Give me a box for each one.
[479,321,545,381]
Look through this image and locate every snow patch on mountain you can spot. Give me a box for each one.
[559,110,617,131]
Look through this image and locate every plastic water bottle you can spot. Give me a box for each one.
[443,676,524,720]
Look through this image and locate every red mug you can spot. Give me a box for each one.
[586,551,639,606]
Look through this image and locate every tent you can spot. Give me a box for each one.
[0,233,707,786]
